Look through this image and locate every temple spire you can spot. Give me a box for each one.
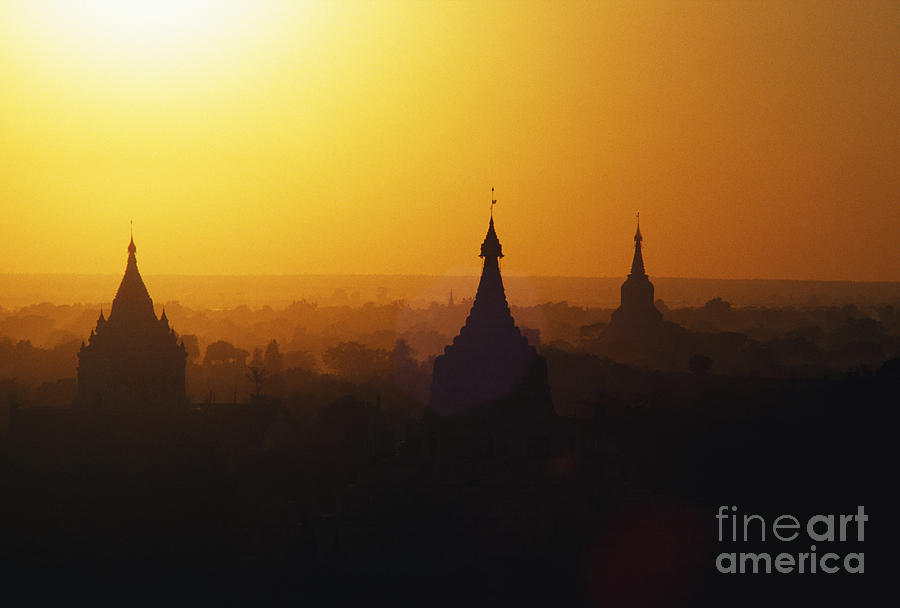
[480,194,503,264]
[109,232,155,323]
[610,212,663,330]
[630,212,645,276]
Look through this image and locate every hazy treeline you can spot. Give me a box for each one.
[1,295,899,414]
[3,274,900,310]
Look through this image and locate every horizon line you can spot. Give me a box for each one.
[0,272,898,284]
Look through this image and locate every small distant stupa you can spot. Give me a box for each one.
[76,235,187,409]
[609,214,663,331]
[429,198,551,416]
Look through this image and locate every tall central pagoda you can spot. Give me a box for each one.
[429,208,551,416]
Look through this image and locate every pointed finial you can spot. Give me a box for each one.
[491,187,497,219]
[630,212,646,275]
[128,221,137,255]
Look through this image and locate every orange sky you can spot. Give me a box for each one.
[1,1,897,281]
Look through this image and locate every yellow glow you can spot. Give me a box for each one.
[0,1,898,281]
[38,1,235,49]
[9,1,256,71]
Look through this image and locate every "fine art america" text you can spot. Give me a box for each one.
[715,506,866,574]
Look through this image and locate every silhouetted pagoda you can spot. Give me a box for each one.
[429,212,551,417]
[609,215,663,331]
[76,237,187,409]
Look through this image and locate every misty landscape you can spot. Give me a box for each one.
[1,274,899,410]
[2,0,896,605]
[1,245,894,604]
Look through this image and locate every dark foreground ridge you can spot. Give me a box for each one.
[2,368,891,604]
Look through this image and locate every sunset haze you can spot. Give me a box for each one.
[1,0,897,280]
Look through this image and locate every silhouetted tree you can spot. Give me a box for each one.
[703,297,732,315]
[265,339,283,373]
[283,349,317,372]
[180,334,201,363]
[323,341,390,379]
[247,365,269,399]
[251,347,264,368]
[204,341,249,366]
